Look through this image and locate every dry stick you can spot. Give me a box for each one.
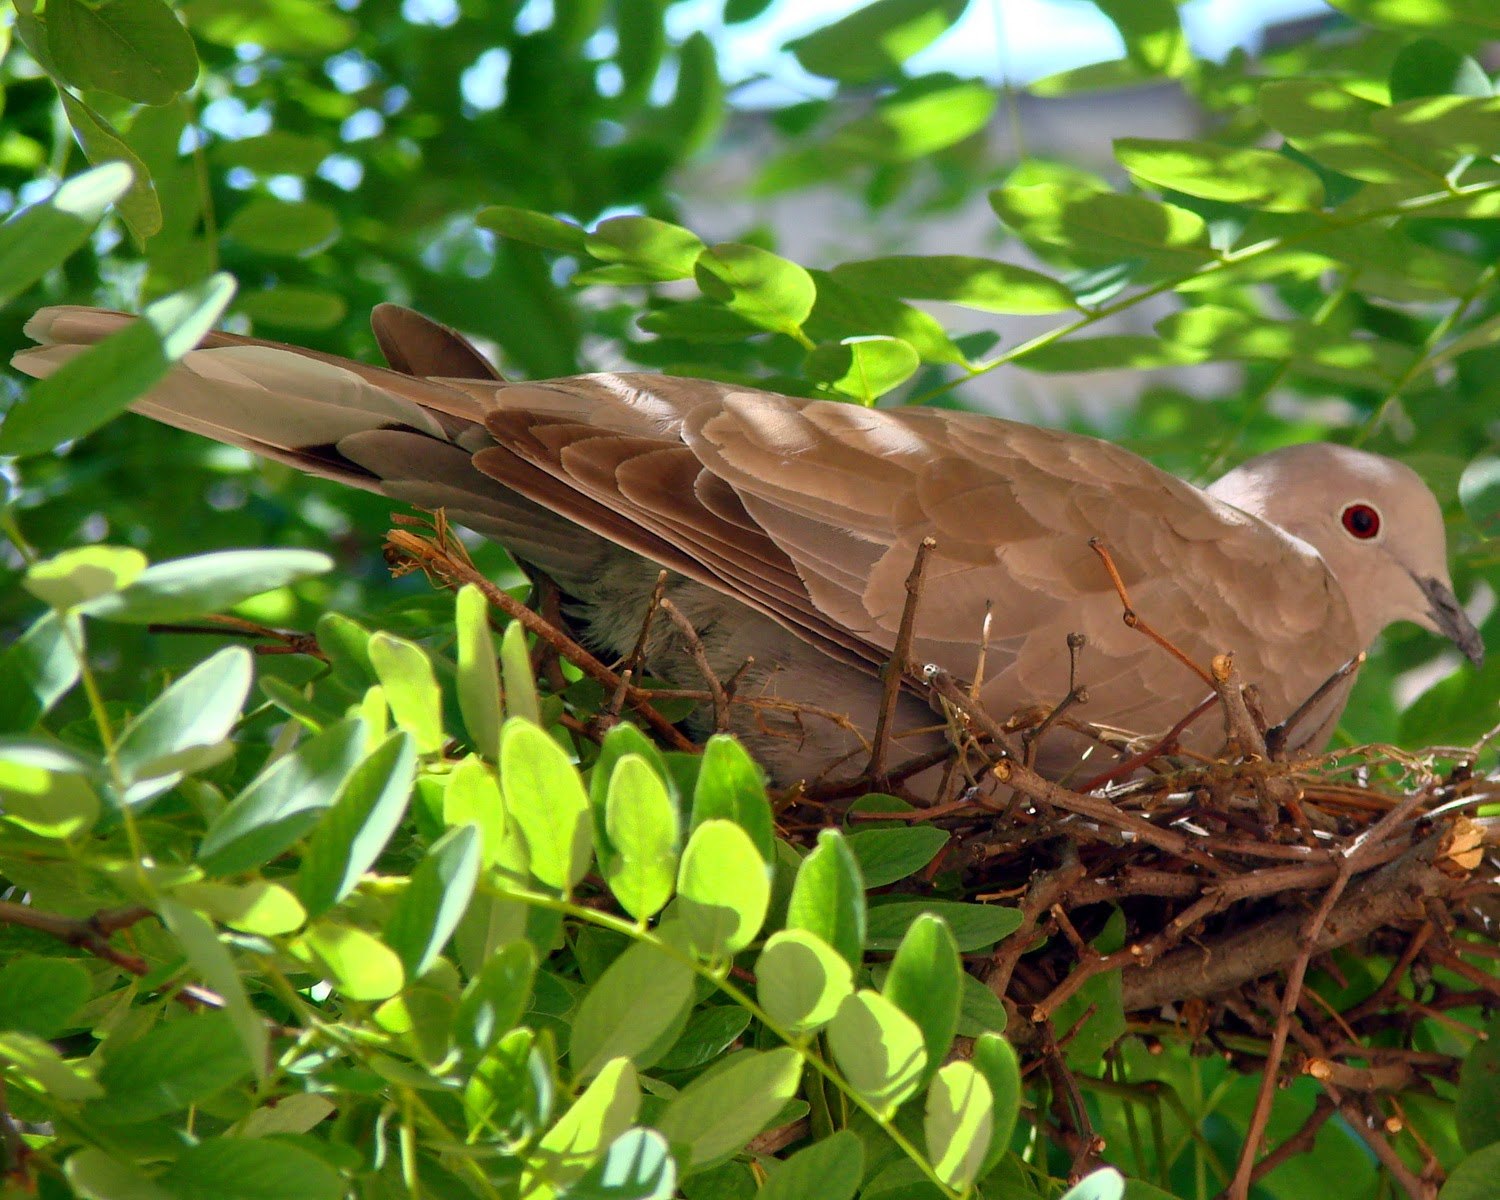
[148,613,327,659]
[1023,632,1090,768]
[868,537,935,782]
[606,570,670,719]
[1223,786,1456,1200]
[385,526,697,753]
[1074,694,1218,792]
[1266,652,1367,758]
[1124,825,1464,1011]
[1088,537,1216,689]
[657,596,731,732]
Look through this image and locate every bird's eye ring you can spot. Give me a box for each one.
[1341,502,1381,540]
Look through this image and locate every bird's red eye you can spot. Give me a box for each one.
[1341,503,1381,539]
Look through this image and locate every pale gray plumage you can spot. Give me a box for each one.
[13,305,1483,795]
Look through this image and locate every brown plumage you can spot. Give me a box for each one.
[13,304,1483,795]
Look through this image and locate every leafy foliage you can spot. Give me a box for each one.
[0,2,1498,1199]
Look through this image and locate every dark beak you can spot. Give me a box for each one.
[1415,575,1485,667]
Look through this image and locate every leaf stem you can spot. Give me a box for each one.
[501,883,962,1200]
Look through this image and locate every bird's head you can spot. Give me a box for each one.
[1206,442,1484,667]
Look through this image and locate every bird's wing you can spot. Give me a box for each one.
[681,395,1361,731]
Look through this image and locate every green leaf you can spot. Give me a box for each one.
[172,880,307,936]
[1373,94,1500,162]
[924,1060,993,1191]
[1094,0,1190,75]
[604,753,680,922]
[654,1047,802,1168]
[183,0,356,51]
[80,548,332,624]
[806,337,921,403]
[0,611,82,733]
[676,818,771,961]
[1060,1167,1126,1200]
[866,899,1022,952]
[690,735,773,862]
[756,929,854,1037]
[695,243,817,336]
[1389,38,1493,103]
[64,1149,172,1200]
[1114,138,1324,211]
[159,1135,345,1200]
[833,76,997,163]
[971,1032,1021,1173]
[0,163,132,310]
[1260,79,1440,185]
[455,941,537,1056]
[806,269,968,365]
[500,621,542,725]
[637,300,761,342]
[198,717,366,875]
[1457,1015,1500,1151]
[662,32,725,154]
[845,825,949,888]
[758,1130,863,1200]
[477,205,589,254]
[789,0,967,84]
[883,914,962,1083]
[1443,1143,1500,1200]
[1060,192,1214,272]
[569,940,695,1078]
[500,717,593,893]
[570,1128,677,1200]
[91,1011,250,1123]
[239,285,347,331]
[0,955,88,1037]
[0,1031,101,1102]
[655,1005,753,1071]
[787,828,866,970]
[367,632,445,755]
[156,898,268,1080]
[225,197,339,256]
[213,131,333,175]
[1,273,235,456]
[585,216,705,280]
[0,742,100,838]
[527,1059,640,1193]
[444,755,511,870]
[301,919,405,1000]
[455,584,502,760]
[47,0,198,103]
[54,94,162,243]
[385,823,482,978]
[1325,0,1500,37]
[1460,456,1500,539]
[296,731,417,916]
[827,989,928,1117]
[115,646,252,786]
[832,254,1076,315]
[24,545,146,611]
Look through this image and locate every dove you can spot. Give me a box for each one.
[12,304,1484,797]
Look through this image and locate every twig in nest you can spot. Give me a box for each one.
[1266,652,1367,758]
[1073,693,1217,792]
[1022,632,1090,769]
[658,595,731,732]
[868,537,935,782]
[608,570,669,719]
[1088,537,1215,688]
[385,516,698,753]
[147,613,326,659]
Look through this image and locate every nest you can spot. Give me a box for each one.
[381,515,1500,1196]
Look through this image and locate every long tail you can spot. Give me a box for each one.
[11,306,604,580]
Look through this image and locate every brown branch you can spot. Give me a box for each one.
[658,596,730,732]
[868,537,934,782]
[1088,537,1215,688]
[385,525,697,753]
